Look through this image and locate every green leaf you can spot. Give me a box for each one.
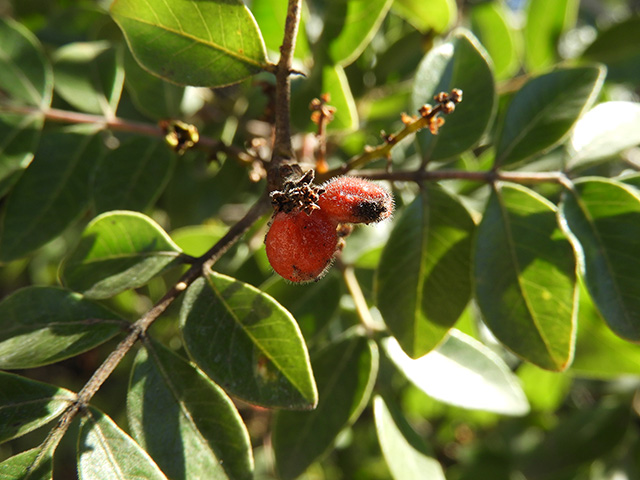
[0,112,43,199]
[374,396,445,480]
[582,16,640,84]
[52,41,124,117]
[517,363,571,412]
[78,408,168,480]
[272,334,379,480]
[0,287,124,369]
[567,101,640,169]
[128,340,253,480]
[469,2,519,80]
[122,47,185,120]
[392,0,456,34]
[110,0,268,87]
[0,125,102,262]
[412,29,495,162]
[320,0,393,66]
[0,447,53,480]
[93,138,175,213]
[251,0,310,60]
[523,0,578,72]
[0,17,53,108]
[473,183,577,371]
[572,281,640,377]
[61,211,183,299]
[384,332,529,415]
[0,371,75,444]
[375,186,475,358]
[494,66,605,168]
[560,178,640,341]
[180,273,317,409]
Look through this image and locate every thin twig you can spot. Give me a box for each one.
[337,258,383,336]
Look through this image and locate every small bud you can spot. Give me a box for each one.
[434,92,449,103]
[419,104,433,117]
[442,101,456,114]
[450,88,463,103]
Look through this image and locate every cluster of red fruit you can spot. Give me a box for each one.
[265,173,393,283]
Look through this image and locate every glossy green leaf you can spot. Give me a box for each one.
[582,17,640,84]
[0,447,53,480]
[384,332,529,415]
[0,287,124,369]
[0,17,53,108]
[374,396,444,480]
[0,112,43,199]
[494,66,605,168]
[93,138,175,213]
[474,183,577,371]
[567,101,640,169]
[375,186,475,358]
[78,408,168,480]
[272,334,378,480]
[319,0,393,66]
[110,0,268,87]
[170,223,228,257]
[122,47,185,120]
[392,0,456,34]
[251,0,310,60]
[560,178,640,341]
[180,272,317,409]
[52,41,124,117]
[523,0,578,72]
[470,2,519,80]
[62,211,183,299]
[0,371,75,444]
[412,29,495,162]
[128,340,253,480]
[0,125,102,262]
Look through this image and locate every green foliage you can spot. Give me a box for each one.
[2,1,640,479]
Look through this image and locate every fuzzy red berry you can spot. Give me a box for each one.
[265,209,339,283]
[318,177,393,224]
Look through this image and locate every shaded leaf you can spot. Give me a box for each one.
[412,29,495,162]
[0,17,53,108]
[78,408,168,480]
[560,178,640,341]
[523,0,578,72]
[0,125,102,262]
[375,186,474,358]
[180,273,317,409]
[474,183,577,371]
[93,138,175,213]
[392,0,456,34]
[374,396,445,480]
[0,287,124,369]
[128,340,253,480]
[0,112,43,199]
[384,332,529,415]
[0,448,53,480]
[568,101,640,169]
[52,41,124,117]
[272,334,378,480]
[110,0,268,87]
[0,371,75,444]
[62,211,183,299]
[494,66,605,168]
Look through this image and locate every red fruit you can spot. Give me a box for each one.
[265,209,339,283]
[318,177,393,224]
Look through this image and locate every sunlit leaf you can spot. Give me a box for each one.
[412,29,495,162]
[517,363,571,412]
[272,334,378,480]
[110,0,268,87]
[384,332,529,415]
[78,408,168,480]
[180,272,317,409]
[0,447,53,480]
[0,287,124,369]
[251,0,310,60]
[376,186,474,358]
[374,396,445,480]
[560,178,640,341]
[474,183,577,371]
[392,0,456,34]
[0,372,75,444]
[61,211,183,299]
[128,341,253,480]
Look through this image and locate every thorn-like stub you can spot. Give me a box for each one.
[270,168,325,215]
